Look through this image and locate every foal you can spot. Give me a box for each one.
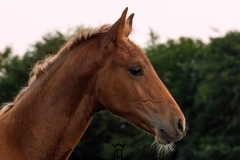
[0,8,185,159]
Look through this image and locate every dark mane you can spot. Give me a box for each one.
[0,24,112,115]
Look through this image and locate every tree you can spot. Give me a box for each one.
[1,28,240,160]
[0,32,67,104]
[190,32,240,159]
[0,47,27,103]
[145,31,240,160]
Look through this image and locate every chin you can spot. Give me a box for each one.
[149,138,176,157]
[148,130,182,157]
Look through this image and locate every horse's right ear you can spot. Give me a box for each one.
[100,7,128,51]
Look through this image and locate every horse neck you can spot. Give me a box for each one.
[0,39,103,159]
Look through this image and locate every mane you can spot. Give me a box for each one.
[60,24,111,53]
[0,24,112,115]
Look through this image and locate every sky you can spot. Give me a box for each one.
[1,0,240,55]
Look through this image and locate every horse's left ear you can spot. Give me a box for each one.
[125,13,134,37]
[101,7,134,50]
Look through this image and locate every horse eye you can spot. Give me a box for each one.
[129,67,143,76]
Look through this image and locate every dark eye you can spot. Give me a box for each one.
[129,67,143,76]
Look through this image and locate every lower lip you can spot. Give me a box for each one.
[159,130,172,144]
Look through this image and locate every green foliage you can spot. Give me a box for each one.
[191,32,240,159]
[0,47,28,103]
[0,28,240,159]
[146,31,240,159]
[0,32,66,104]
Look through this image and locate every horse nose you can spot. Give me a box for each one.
[177,119,184,133]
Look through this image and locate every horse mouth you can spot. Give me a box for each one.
[159,129,173,144]
[155,129,184,145]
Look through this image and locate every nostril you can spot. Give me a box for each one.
[178,119,184,133]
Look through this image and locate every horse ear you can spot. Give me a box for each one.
[126,13,134,28]
[125,13,134,37]
[101,7,128,49]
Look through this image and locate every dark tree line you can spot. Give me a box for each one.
[0,28,239,160]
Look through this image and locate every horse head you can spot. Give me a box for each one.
[95,8,186,153]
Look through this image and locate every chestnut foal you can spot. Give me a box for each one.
[0,8,185,159]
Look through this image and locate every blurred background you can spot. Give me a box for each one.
[1,0,240,159]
